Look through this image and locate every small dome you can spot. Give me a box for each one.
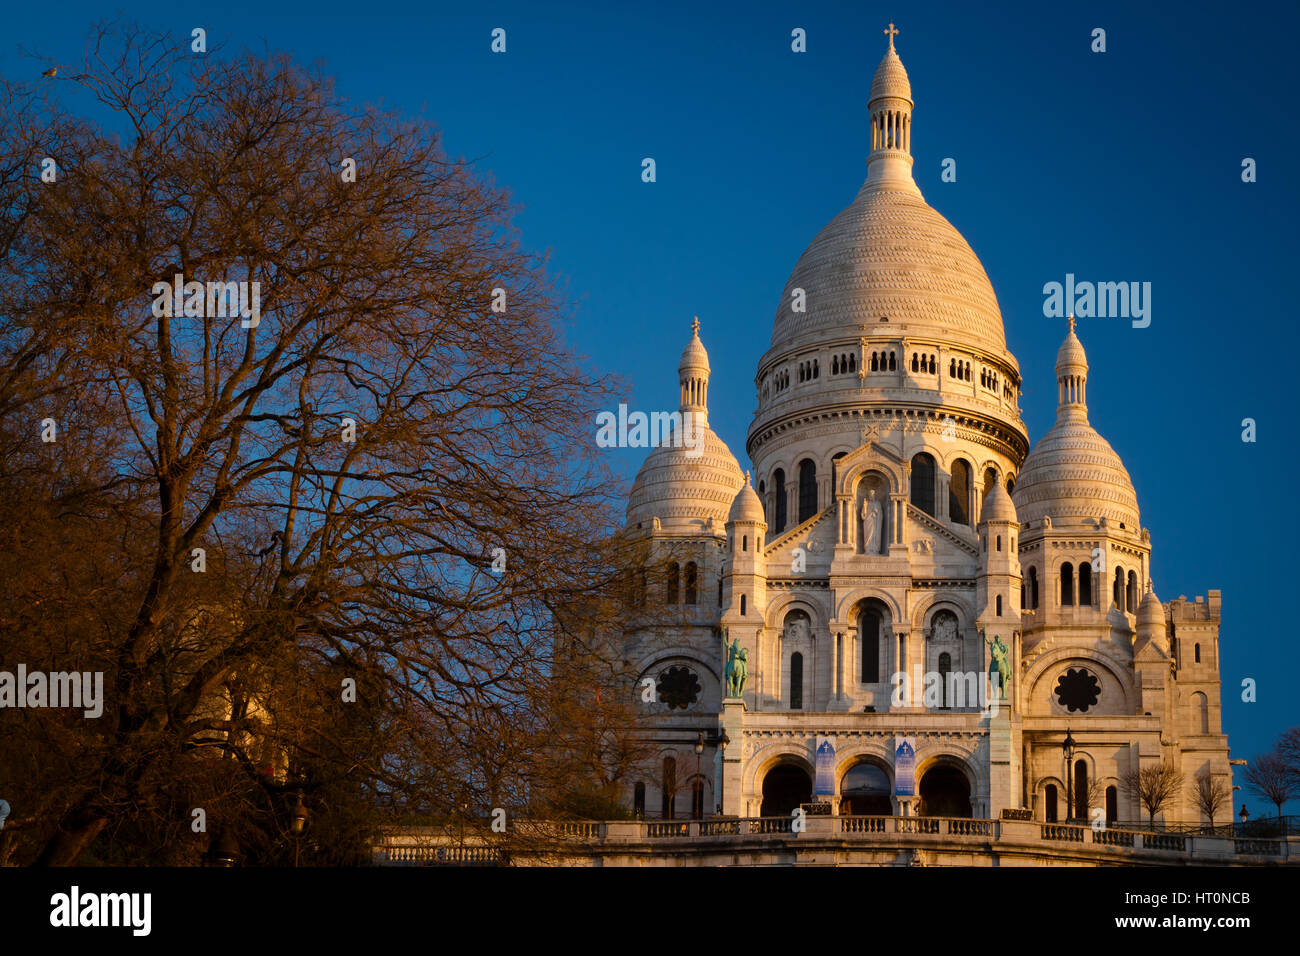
[1136,589,1165,631]
[728,474,766,525]
[1013,324,1140,529]
[1012,420,1140,528]
[869,46,912,104]
[1055,323,1088,374]
[627,429,744,531]
[981,480,1018,524]
[679,317,710,375]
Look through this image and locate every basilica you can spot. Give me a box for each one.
[620,30,1232,829]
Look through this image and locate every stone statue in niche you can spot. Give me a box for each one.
[860,488,884,555]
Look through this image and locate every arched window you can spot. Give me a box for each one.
[790,652,804,710]
[949,358,957,377]
[871,352,880,371]
[662,757,677,820]
[758,480,766,519]
[1005,475,1015,494]
[996,595,1003,615]
[1191,691,1209,734]
[888,352,896,371]
[717,575,723,607]
[860,608,881,682]
[833,356,840,374]
[1105,786,1118,824]
[633,781,646,818]
[1044,784,1058,823]
[666,562,679,604]
[928,355,936,374]
[911,354,919,372]
[849,353,856,373]
[949,458,971,525]
[910,453,936,517]
[1060,563,1075,606]
[1113,566,1124,610]
[1127,571,1138,611]
[740,594,746,616]
[996,534,1002,551]
[773,469,787,533]
[691,778,705,819]
[1028,566,1039,609]
[1078,563,1092,606]
[797,459,818,524]
[741,535,747,552]
[938,652,952,708]
[1074,760,1089,821]
[1194,643,1201,663]
[684,562,698,605]
[983,467,998,508]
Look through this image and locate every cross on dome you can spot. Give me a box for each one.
[692,316,700,335]
[884,22,899,50]
[1068,313,1076,333]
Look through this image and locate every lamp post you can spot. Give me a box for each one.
[203,827,241,867]
[1062,728,1076,824]
[1239,804,1249,834]
[716,730,730,816]
[288,791,309,867]
[694,732,705,820]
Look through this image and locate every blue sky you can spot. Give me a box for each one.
[7,0,1297,806]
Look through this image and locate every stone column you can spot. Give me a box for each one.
[720,698,745,817]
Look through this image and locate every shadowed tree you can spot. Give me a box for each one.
[1242,752,1298,822]
[1119,761,1184,828]
[0,22,639,865]
[1189,770,1231,830]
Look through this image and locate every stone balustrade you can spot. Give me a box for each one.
[373,816,1298,866]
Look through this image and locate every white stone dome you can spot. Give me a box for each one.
[1012,422,1140,528]
[981,479,1018,524]
[626,428,744,530]
[727,475,766,525]
[1012,324,1140,529]
[768,181,1011,358]
[627,321,744,532]
[869,45,912,104]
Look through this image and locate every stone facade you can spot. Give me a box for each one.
[621,33,1233,837]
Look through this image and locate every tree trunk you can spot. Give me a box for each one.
[33,815,108,866]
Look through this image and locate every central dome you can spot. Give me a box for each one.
[770,183,1009,357]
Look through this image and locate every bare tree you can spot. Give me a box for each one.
[1189,770,1230,829]
[1242,752,1299,821]
[1119,761,1184,828]
[0,23,640,865]
[1276,727,1300,784]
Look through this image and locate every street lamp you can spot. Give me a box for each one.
[203,827,241,867]
[716,730,730,816]
[1062,728,1076,824]
[694,732,705,820]
[1239,804,1250,826]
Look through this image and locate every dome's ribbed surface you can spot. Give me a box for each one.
[1012,421,1140,529]
[769,184,1009,357]
[869,48,912,103]
[627,427,744,530]
[981,480,1018,524]
[728,477,766,525]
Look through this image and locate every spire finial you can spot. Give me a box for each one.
[1067,313,1076,333]
[691,316,700,336]
[744,470,751,485]
[884,22,899,51]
